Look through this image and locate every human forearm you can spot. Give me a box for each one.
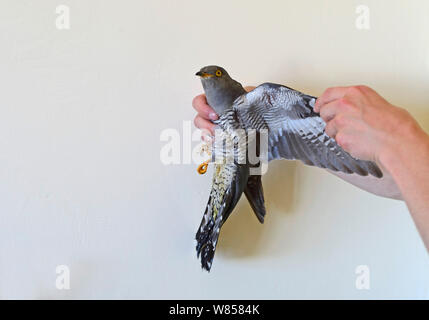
[380,125,429,248]
[315,85,429,249]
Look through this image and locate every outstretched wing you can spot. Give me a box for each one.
[233,83,382,178]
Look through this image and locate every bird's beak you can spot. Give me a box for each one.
[195,71,213,78]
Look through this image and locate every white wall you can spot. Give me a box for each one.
[0,0,428,299]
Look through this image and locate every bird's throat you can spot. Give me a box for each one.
[202,80,246,116]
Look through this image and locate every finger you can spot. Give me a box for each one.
[192,94,218,120]
[194,115,216,135]
[319,99,342,123]
[201,129,214,142]
[314,86,349,112]
[244,86,256,92]
[324,119,338,139]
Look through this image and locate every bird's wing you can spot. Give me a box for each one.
[232,83,382,177]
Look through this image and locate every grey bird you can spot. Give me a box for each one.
[195,65,382,271]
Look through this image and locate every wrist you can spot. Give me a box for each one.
[379,122,429,177]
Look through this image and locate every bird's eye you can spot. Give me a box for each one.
[215,70,222,77]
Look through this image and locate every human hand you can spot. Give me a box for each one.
[314,85,423,165]
[192,94,218,138]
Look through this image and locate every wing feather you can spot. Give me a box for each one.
[233,83,383,178]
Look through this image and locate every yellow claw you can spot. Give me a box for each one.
[197,161,209,175]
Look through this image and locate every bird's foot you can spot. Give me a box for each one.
[197,160,210,174]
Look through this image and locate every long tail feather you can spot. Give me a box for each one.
[244,175,266,223]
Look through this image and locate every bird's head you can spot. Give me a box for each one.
[195,65,245,115]
[195,65,231,84]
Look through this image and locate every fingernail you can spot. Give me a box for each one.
[314,99,319,108]
[209,112,218,120]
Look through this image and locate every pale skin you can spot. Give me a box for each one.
[193,85,429,250]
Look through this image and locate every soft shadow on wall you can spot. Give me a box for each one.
[217,160,297,260]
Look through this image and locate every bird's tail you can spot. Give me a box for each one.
[244,175,266,223]
[196,164,249,271]
[196,219,219,271]
[195,194,220,271]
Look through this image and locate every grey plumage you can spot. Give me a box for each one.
[195,65,382,271]
[232,83,382,177]
[195,66,255,271]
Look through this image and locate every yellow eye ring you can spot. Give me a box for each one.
[215,70,222,77]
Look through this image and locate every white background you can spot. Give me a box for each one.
[0,0,428,299]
